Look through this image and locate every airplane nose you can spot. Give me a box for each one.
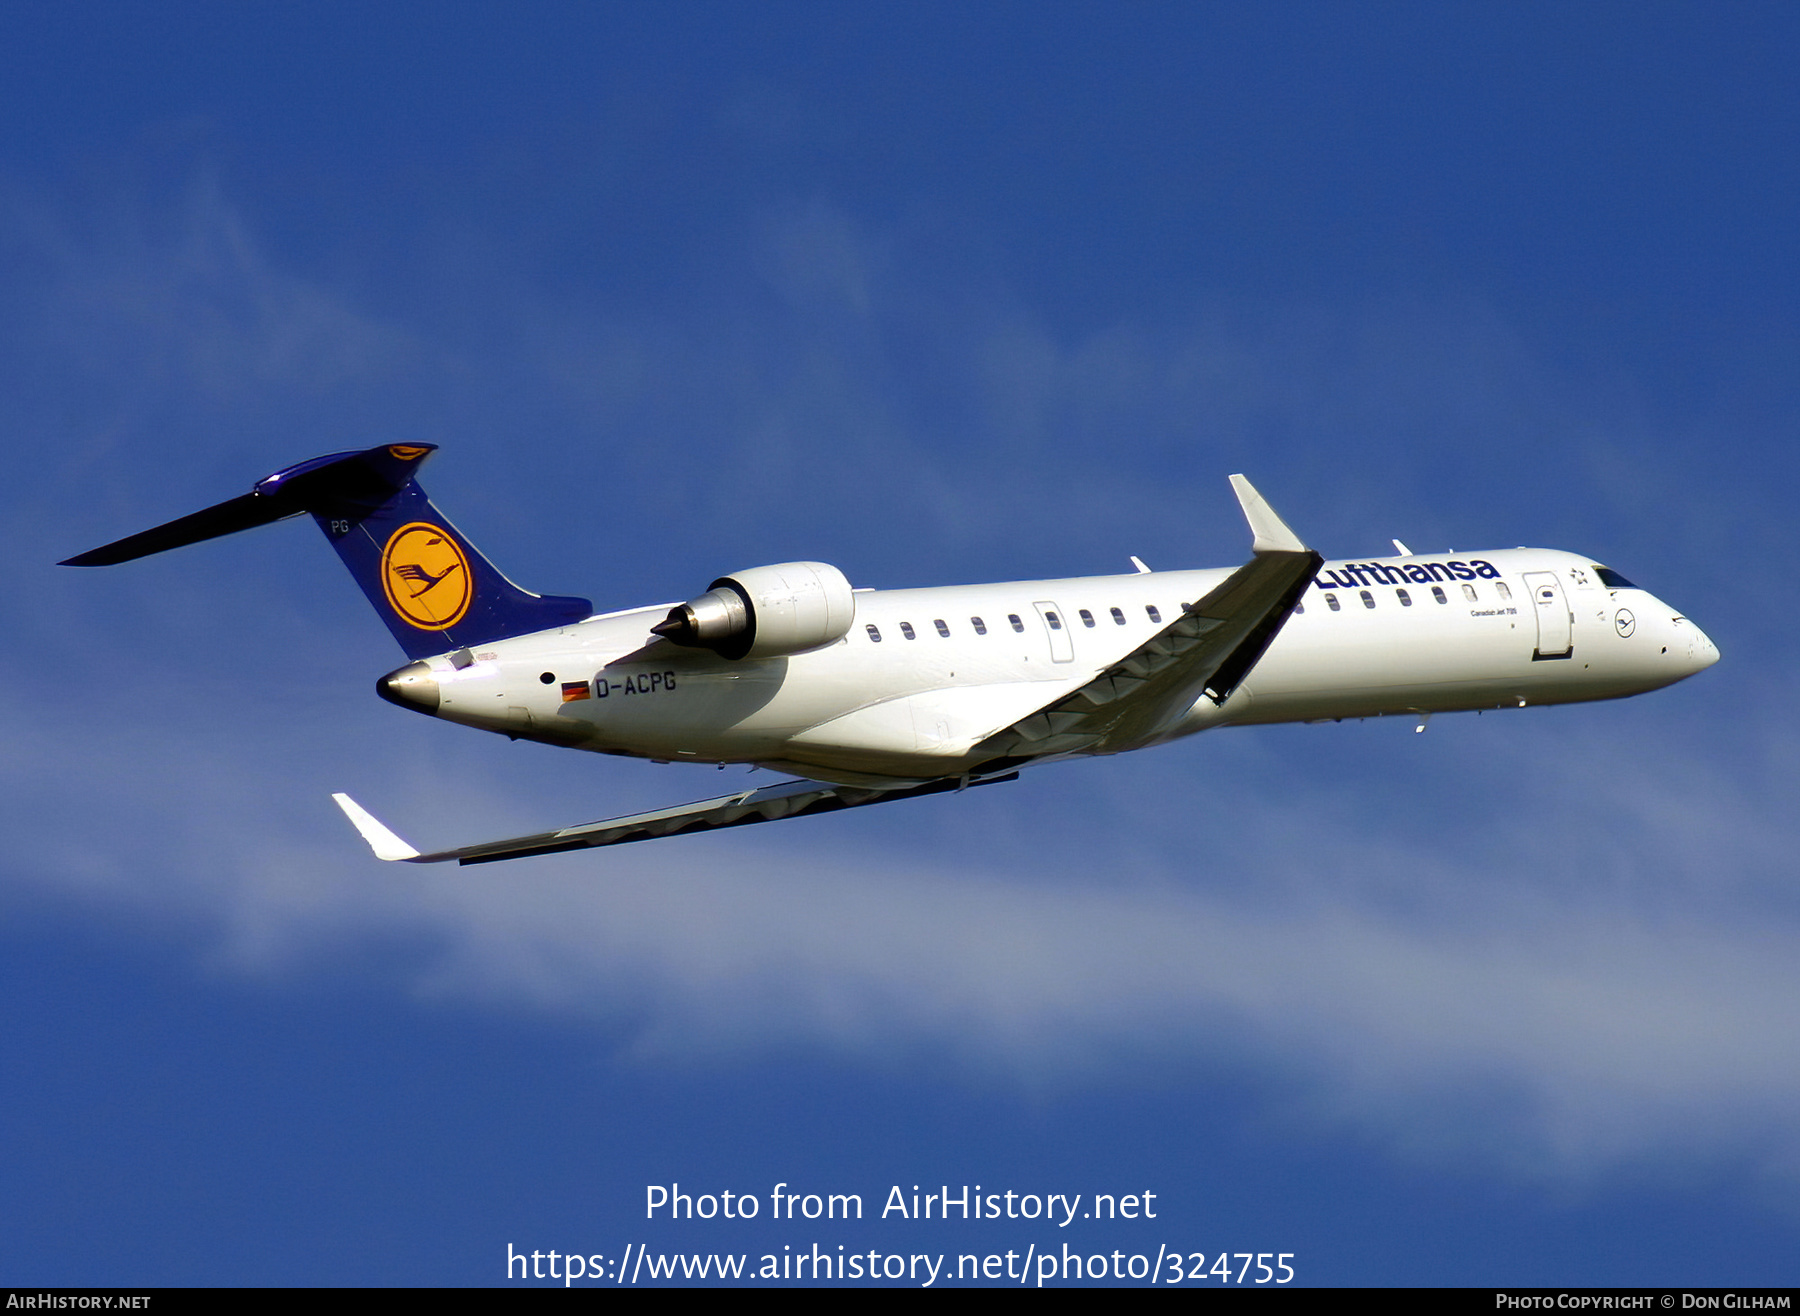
[377,660,440,713]
[1687,625,1721,672]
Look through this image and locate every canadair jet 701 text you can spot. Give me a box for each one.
[62,444,1718,864]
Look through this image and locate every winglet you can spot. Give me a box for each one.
[331,793,421,862]
[1228,475,1308,554]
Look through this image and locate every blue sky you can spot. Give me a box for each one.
[3,3,1797,1287]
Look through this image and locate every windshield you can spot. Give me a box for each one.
[1593,566,1637,589]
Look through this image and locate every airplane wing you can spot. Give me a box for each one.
[973,475,1323,762]
[332,771,1018,866]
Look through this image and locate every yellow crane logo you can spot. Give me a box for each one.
[380,522,472,630]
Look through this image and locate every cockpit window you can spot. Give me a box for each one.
[1594,566,1637,589]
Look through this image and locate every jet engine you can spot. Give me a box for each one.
[651,561,856,660]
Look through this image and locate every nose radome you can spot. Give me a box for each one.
[377,660,440,713]
[1664,610,1720,676]
[1689,625,1721,672]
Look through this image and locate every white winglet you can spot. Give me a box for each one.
[332,793,421,862]
[1228,475,1308,554]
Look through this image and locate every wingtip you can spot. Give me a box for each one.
[1228,475,1309,554]
[331,792,421,861]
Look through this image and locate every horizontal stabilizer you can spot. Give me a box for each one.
[61,492,300,567]
[333,773,1017,866]
[60,445,438,567]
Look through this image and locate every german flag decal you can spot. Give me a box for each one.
[560,681,591,703]
[380,522,473,630]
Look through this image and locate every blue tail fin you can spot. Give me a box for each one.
[61,444,592,659]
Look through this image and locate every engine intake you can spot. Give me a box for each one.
[651,561,855,660]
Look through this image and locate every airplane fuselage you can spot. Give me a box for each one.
[64,445,1720,862]
[390,547,1718,787]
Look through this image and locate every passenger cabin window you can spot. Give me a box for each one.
[1325,593,1341,612]
[1431,586,1447,604]
[1461,583,1478,602]
[1360,590,1375,609]
[1008,614,1025,633]
[1146,605,1162,624]
[1045,611,1064,630]
[1078,609,1095,628]
[1495,582,1513,601]
[1110,607,1126,625]
[970,616,987,635]
[900,621,916,640]
[866,624,882,642]
[934,619,950,638]
[1396,588,1412,606]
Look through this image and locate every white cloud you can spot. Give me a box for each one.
[6,668,1796,1187]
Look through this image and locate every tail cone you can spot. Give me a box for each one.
[377,660,439,714]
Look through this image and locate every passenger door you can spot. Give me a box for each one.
[1523,571,1572,659]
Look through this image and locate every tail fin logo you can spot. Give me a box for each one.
[380,522,473,630]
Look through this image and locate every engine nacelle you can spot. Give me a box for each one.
[651,561,856,660]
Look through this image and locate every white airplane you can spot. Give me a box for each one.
[63,443,1719,865]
